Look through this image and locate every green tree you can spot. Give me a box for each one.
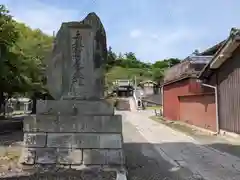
[152,68,164,82]
[167,58,181,67]
[106,46,117,71]
[152,58,181,69]
[0,4,22,113]
[124,52,137,61]
[0,5,53,114]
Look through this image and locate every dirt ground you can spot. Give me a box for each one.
[0,131,23,176]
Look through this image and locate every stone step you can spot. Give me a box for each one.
[116,99,130,111]
[24,115,122,133]
[37,100,114,115]
[22,148,124,165]
[24,133,123,149]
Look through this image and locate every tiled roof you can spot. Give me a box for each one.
[186,55,213,64]
[199,28,240,79]
[163,55,211,84]
[199,40,226,56]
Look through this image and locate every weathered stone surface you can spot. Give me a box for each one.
[83,149,123,165]
[47,133,73,148]
[99,134,122,149]
[37,100,113,115]
[24,133,46,147]
[106,150,124,165]
[101,115,122,133]
[23,115,38,132]
[36,148,57,164]
[26,115,122,133]
[37,115,59,132]
[73,133,100,148]
[57,149,82,164]
[72,134,122,149]
[83,149,105,165]
[47,13,107,100]
[26,115,75,132]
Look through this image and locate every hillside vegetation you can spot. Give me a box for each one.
[0,4,180,112]
[106,48,181,86]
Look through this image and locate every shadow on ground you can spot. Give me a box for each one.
[124,141,240,180]
[0,116,24,146]
[124,142,204,180]
[0,115,24,147]
[0,116,23,134]
[150,116,240,158]
[209,143,240,157]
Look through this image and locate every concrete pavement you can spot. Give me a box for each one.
[120,110,240,180]
[121,112,204,180]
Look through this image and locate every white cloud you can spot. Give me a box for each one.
[0,0,212,61]
[2,0,79,35]
[122,27,207,61]
[129,29,142,38]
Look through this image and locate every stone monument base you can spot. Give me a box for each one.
[19,99,125,179]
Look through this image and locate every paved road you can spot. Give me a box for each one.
[121,112,204,180]
[120,110,240,180]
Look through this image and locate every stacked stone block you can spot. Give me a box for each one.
[21,100,124,167]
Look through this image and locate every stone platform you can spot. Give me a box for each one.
[20,100,124,168]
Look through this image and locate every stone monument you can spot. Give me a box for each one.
[20,12,125,178]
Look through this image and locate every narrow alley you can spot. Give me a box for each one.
[120,110,240,180]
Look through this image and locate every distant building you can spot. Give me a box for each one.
[138,80,162,107]
[112,79,134,97]
[139,80,159,95]
[8,97,32,113]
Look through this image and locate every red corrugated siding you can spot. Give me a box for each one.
[163,78,216,131]
[163,78,192,120]
[179,94,216,132]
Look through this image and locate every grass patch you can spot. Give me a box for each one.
[146,106,162,110]
[150,116,198,136]
[106,66,152,84]
[4,149,21,161]
[0,148,22,172]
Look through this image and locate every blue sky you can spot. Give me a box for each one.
[1,0,240,62]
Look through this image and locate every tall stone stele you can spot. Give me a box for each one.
[21,13,124,170]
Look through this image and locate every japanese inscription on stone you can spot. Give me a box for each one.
[70,30,85,95]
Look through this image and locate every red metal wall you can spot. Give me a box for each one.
[179,94,216,132]
[163,78,216,131]
[163,78,192,120]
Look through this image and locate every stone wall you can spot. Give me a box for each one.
[21,100,124,167]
